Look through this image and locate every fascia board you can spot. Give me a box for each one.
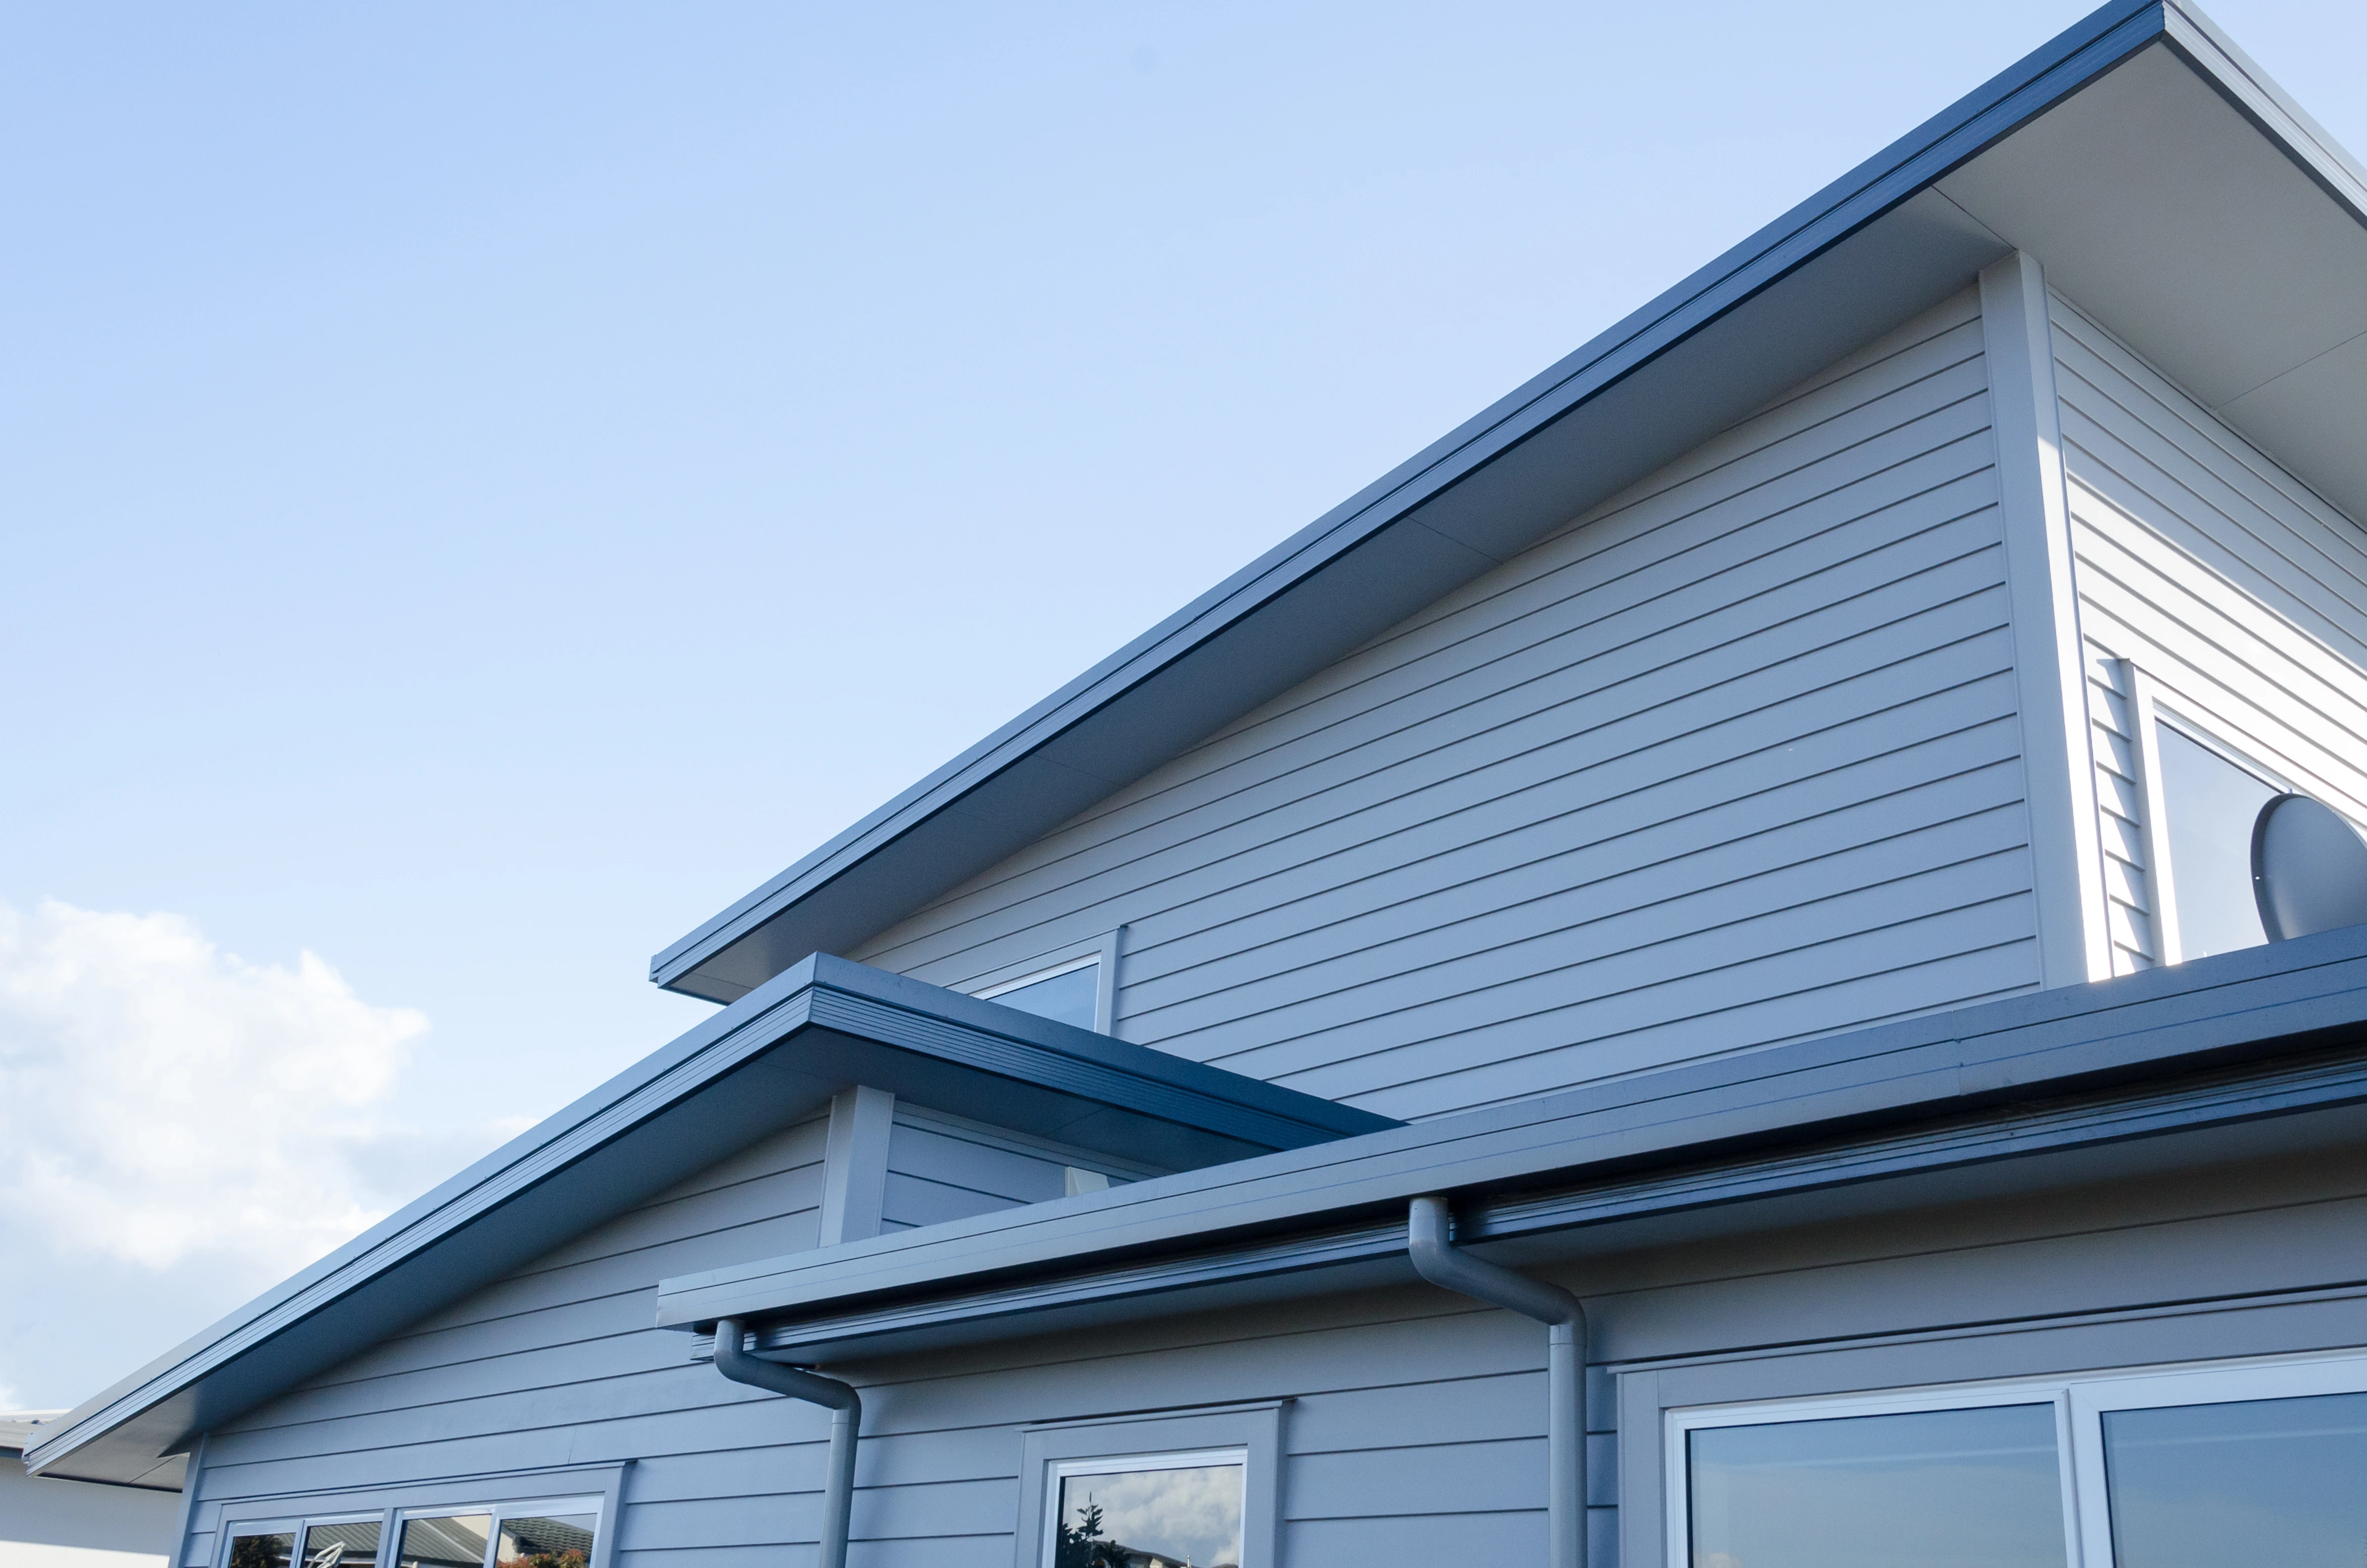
[649,0,2172,1001]
[22,954,1388,1482]
[652,920,2367,1333]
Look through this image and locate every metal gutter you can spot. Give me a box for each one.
[657,923,2367,1343]
[690,1038,2367,1362]
[651,0,2177,1003]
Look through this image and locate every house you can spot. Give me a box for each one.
[1,1411,179,1568]
[27,1,2367,1563]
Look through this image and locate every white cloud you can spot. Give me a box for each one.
[0,899,429,1275]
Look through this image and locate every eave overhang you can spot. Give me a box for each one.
[656,924,2367,1363]
[23,955,1392,1488]
[653,0,2367,1007]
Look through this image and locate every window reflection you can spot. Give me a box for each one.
[1055,1462,1243,1568]
[987,964,1099,1031]
[229,1534,295,1568]
[302,1521,383,1568]
[396,1515,491,1568]
[496,1514,597,1568]
[1688,1404,2066,1568]
[2156,726,2277,959]
[2103,1390,2367,1566]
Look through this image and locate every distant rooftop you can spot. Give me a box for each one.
[1,1411,68,1455]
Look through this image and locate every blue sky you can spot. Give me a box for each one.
[3,0,2361,1409]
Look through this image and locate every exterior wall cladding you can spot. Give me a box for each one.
[858,287,2041,1120]
[170,284,2367,1566]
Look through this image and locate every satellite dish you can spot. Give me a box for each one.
[2251,793,2367,941]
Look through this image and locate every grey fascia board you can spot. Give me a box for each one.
[649,0,2174,999]
[22,953,1388,1479]
[653,922,2367,1333]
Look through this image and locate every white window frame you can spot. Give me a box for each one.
[1012,1400,1285,1568]
[218,1485,611,1568]
[968,928,1126,1034]
[1664,1346,2367,1568]
[1041,1446,1249,1568]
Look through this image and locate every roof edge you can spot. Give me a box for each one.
[24,954,1389,1479]
[650,0,2171,999]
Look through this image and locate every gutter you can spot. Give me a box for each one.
[658,926,2367,1342]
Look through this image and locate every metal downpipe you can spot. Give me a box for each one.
[713,1317,862,1568]
[1408,1195,1586,1568]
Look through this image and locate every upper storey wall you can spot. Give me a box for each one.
[2052,290,2367,975]
[854,289,2046,1120]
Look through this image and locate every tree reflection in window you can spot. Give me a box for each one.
[1054,1463,1243,1568]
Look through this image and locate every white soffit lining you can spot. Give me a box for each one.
[1938,42,2367,523]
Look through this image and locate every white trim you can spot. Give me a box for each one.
[1663,1346,2367,1568]
[220,1486,610,1568]
[976,953,1101,1000]
[966,927,1126,1034]
[2122,659,2186,965]
[1983,252,2112,987]
[1012,1402,1285,1568]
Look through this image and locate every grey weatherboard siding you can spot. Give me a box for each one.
[2052,289,2367,971]
[855,287,2044,1119]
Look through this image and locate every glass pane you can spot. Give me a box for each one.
[2157,726,2277,959]
[2102,1390,2367,1566]
[495,1514,597,1568]
[1688,1404,2066,1568]
[396,1515,491,1568]
[303,1521,384,1568]
[229,1535,296,1568]
[988,964,1098,1031]
[1056,1463,1243,1568]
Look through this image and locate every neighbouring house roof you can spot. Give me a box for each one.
[0,1411,66,1457]
[651,0,2367,1007]
[655,925,2367,1364]
[23,956,1394,1489]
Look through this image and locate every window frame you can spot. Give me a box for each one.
[968,928,1126,1034]
[1663,1347,2367,1568]
[1013,1400,1285,1568]
[211,1465,624,1568]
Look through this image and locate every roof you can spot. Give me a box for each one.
[656,923,2367,1362]
[652,0,2367,1006]
[0,1411,66,1457]
[23,955,1393,1488]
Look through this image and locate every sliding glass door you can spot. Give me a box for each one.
[1671,1352,2367,1567]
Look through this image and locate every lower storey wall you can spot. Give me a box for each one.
[180,1127,2367,1568]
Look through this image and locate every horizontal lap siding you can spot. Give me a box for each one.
[188,1134,2367,1568]
[186,1115,830,1562]
[854,289,2039,1115]
[2051,293,2367,968]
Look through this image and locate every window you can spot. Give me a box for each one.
[979,956,1102,1031]
[1669,1351,2367,1568]
[225,1498,600,1568]
[1015,1402,1284,1568]
[972,930,1125,1034]
[2154,724,2280,960]
[1050,1449,1246,1568]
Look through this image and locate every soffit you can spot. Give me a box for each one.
[1939,38,2367,520]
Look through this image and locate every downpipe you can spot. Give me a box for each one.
[1408,1195,1586,1568]
[713,1317,862,1568]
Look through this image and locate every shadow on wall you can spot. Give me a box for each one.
[2,1413,181,1568]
